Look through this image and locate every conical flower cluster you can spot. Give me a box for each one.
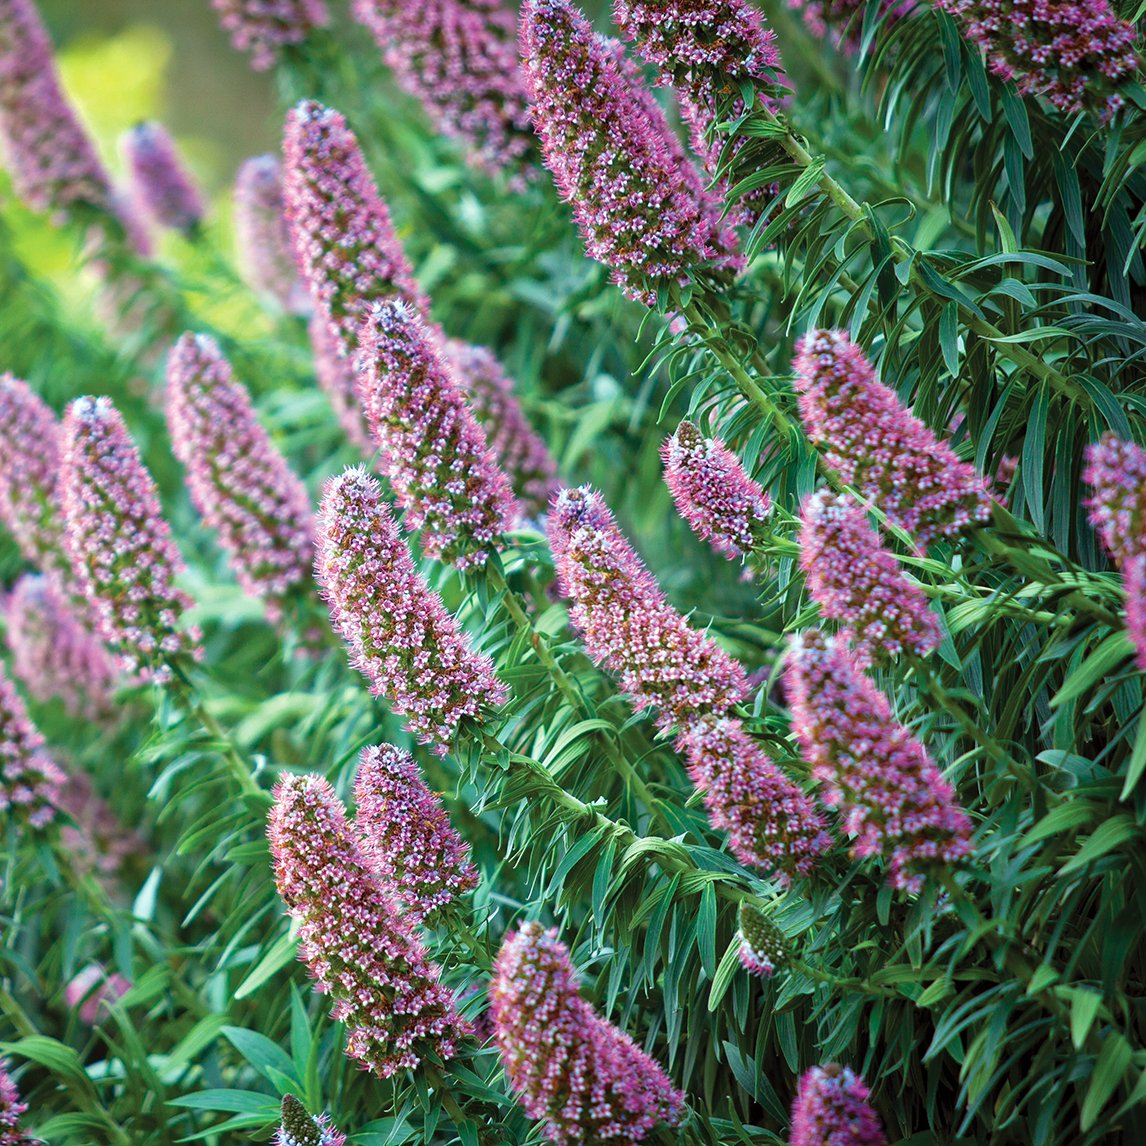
[0,0,113,219]
[315,467,507,751]
[788,629,971,892]
[234,155,311,315]
[737,902,789,978]
[0,664,62,832]
[443,339,561,518]
[790,1064,887,1146]
[793,330,992,547]
[662,421,771,561]
[309,312,374,454]
[798,490,940,665]
[356,301,516,568]
[120,121,204,236]
[0,1057,39,1146]
[353,744,479,923]
[6,574,118,720]
[268,773,469,1077]
[490,923,685,1144]
[283,101,427,358]
[166,333,314,624]
[275,1096,346,1146]
[549,485,748,731]
[212,0,329,71]
[352,0,537,184]
[520,0,720,304]
[59,397,201,683]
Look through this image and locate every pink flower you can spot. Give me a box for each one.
[283,101,428,359]
[677,716,830,880]
[442,339,562,518]
[548,485,748,731]
[315,466,507,752]
[0,0,113,219]
[6,574,118,721]
[64,964,131,1026]
[798,490,941,665]
[55,768,140,877]
[120,121,204,236]
[212,0,329,71]
[356,301,516,568]
[737,902,789,978]
[309,312,374,455]
[787,629,972,892]
[793,330,993,547]
[790,1064,887,1146]
[234,155,311,315]
[166,333,314,624]
[275,1095,346,1146]
[520,0,719,304]
[0,1056,39,1145]
[1124,555,1146,673]
[353,743,478,923]
[0,664,62,832]
[1083,433,1146,567]
[490,923,685,1144]
[351,0,537,185]
[59,397,202,684]
[268,773,469,1077]
[662,420,771,560]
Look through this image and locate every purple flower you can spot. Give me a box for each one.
[59,397,202,684]
[677,716,830,880]
[549,485,748,731]
[798,490,941,665]
[0,0,113,219]
[1083,433,1146,567]
[442,339,562,518]
[234,155,311,315]
[520,0,719,304]
[932,0,1138,115]
[662,420,771,560]
[490,923,685,1145]
[356,301,516,568]
[0,664,62,832]
[64,964,131,1026]
[283,101,428,359]
[315,466,507,752]
[351,0,537,185]
[793,330,993,547]
[120,121,204,235]
[309,312,374,455]
[212,0,329,71]
[55,769,140,878]
[1125,555,1146,673]
[790,1064,887,1146]
[268,773,469,1077]
[0,1057,40,1146]
[737,902,789,978]
[788,629,972,892]
[6,574,118,721]
[353,743,479,923]
[275,1096,346,1146]
[166,333,315,624]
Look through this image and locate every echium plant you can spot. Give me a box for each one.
[0,663,63,833]
[119,122,205,237]
[212,0,329,71]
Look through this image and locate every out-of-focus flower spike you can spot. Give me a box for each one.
[1083,433,1146,567]
[790,1063,888,1146]
[166,333,315,624]
[356,301,516,568]
[309,312,374,455]
[64,964,131,1026]
[737,902,789,978]
[0,663,62,833]
[120,121,204,236]
[788,629,972,892]
[490,923,685,1144]
[793,330,993,546]
[268,774,470,1077]
[212,0,329,71]
[56,768,141,878]
[1124,555,1146,672]
[275,1095,347,1146]
[0,1056,40,1145]
[315,466,507,752]
[59,396,202,684]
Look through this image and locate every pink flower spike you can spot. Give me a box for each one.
[356,300,516,568]
[548,485,748,732]
[309,312,374,455]
[166,333,315,624]
[0,1056,39,1145]
[791,1063,888,1146]
[315,466,507,752]
[60,396,202,684]
[268,773,470,1077]
[275,1095,346,1146]
[490,923,685,1145]
[353,744,479,923]
[793,330,993,546]
[662,420,771,560]
[798,490,941,665]
[120,122,204,236]
[0,663,62,833]
[1124,555,1146,673]
[787,629,972,892]
[1083,433,1146,567]
[283,101,428,359]
[64,964,131,1026]
[737,902,789,978]
[212,0,329,71]
[234,155,311,315]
